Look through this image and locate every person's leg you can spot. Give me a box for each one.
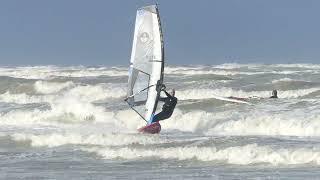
[152,111,170,123]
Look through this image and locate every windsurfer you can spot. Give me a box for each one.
[149,85,177,124]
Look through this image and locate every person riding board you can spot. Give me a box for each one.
[148,84,177,124]
[228,90,279,100]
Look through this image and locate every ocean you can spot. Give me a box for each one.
[1,64,320,179]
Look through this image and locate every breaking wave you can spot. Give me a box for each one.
[271,78,295,83]
[166,69,263,76]
[0,66,127,79]
[34,81,75,94]
[274,64,320,69]
[206,108,320,137]
[11,132,168,148]
[177,87,320,100]
[0,83,126,104]
[161,107,320,137]
[83,143,320,165]
[0,64,318,80]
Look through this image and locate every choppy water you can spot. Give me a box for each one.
[1,64,320,179]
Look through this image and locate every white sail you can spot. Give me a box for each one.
[126,5,164,122]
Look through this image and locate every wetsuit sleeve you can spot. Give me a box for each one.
[158,89,170,102]
[163,90,173,98]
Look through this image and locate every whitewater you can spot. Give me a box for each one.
[1,64,320,179]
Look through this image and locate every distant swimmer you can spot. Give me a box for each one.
[270,90,278,98]
[149,85,177,124]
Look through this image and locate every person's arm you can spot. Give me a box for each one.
[163,89,172,98]
[156,83,168,102]
[158,90,172,102]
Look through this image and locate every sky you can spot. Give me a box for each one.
[0,0,319,66]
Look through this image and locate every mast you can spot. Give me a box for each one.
[151,4,165,115]
[156,4,165,81]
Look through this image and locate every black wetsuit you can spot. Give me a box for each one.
[270,90,278,98]
[152,90,177,123]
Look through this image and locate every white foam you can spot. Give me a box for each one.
[271,78,295,83]
[275,64,320,69]
[213,63,261,69]
[34,81,75,94]
[212,63,320,70]
[165,66,205,72]
[0,92,51,104]
[11,132,167,148]
[0,93,149,134]
[64,84,126,101]
[166,69,263,76]
[83,143,320,165]
[206,107,320,137]
[165,64,311,76]
[164,64,261,75]
[1,65,318,80]
[0,83,126,104]
[0,91,118,126]
[157,106,320,137]
[0,66,127,79]
[160,109,221,132]
[177,87,320,100]
[114,109,145,130]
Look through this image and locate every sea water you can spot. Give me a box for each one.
[1,64,320,179]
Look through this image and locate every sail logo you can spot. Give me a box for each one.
[146,55,156,60]
[138,10,145,16]
[139,32,150,43]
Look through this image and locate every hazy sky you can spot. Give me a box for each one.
[0,0,319,66]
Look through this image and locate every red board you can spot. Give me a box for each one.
[138,122,161,134]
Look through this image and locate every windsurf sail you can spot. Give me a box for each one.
[125,5,164,122]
